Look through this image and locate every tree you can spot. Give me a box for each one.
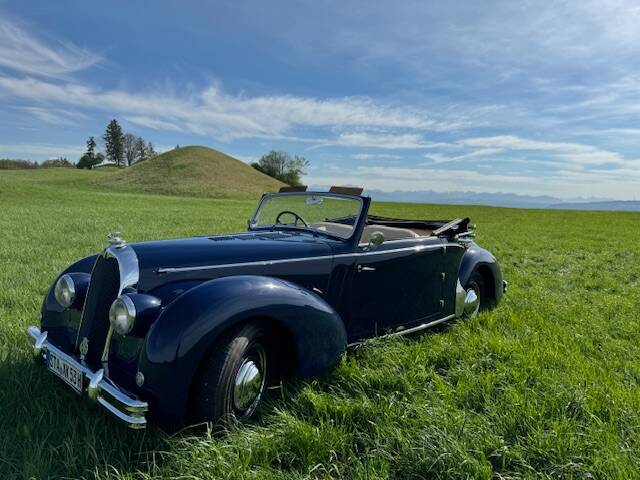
[103,119,124,166]
[133,136,147,163]
[76,136,102,169]
[77,152,104,169]
[146,141,157,160]
[86,136,96,157]
[122,133,139,166]
[252,150,309,186]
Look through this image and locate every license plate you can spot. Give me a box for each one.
[47,351,83,394]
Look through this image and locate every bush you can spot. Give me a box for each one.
[41,158,75,168]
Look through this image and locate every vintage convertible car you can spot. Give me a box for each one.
[28,186,505,429]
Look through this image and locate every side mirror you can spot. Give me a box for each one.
[367,231,384,250]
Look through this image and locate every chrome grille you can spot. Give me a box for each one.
[76,256,120,365]
[75,245,140,367]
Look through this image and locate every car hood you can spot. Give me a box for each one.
[130,230,333,289]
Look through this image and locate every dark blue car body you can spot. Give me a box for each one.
[29,190,504,428]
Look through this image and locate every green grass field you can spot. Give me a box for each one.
[1,168,640,479]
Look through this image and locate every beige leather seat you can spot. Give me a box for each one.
[313,222,420,242]
[313,222,354,238]
[360,225,419,242]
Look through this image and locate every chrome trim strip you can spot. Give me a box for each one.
[28,326,147,429]
[347,314,455,347]
[101,245,140,362]
[157,243,462,274]
[105,244,140,293]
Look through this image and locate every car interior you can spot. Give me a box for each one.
[278,187,470,243]
[313,215,470,243]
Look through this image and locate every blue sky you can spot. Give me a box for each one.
[1,1,639,199]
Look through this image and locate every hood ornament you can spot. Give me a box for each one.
[108,231,127,247]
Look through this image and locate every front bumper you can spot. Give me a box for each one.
[27,326,148,429]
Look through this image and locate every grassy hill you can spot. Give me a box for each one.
[93,145,284,198]
[1,168,640,478]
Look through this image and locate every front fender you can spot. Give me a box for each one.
[458,242,503,303]
[40,255,98,351]
[138,275,346,426]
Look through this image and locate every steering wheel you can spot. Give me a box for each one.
[275,210,309,227]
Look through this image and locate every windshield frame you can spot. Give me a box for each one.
[248,192,365,242]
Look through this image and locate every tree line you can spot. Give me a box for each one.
[0,158,74,170]
[77,119,156,169]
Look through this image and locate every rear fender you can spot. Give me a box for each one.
[458,243,503,304]
[138,275,346,426]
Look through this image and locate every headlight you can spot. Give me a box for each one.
[54,274,76,308]
[109,295,136,335]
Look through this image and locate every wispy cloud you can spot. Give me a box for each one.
[0,142,84,158]
[17,106,83,125]
[306,161,640,200]
[0,76,458,141]
[351,153,402,160]
[314,132,450,150]
[124,116,185,133]
[459,135,625,166]
[2,4,640,200]
[0,18,100,77]
[423,148,504,164]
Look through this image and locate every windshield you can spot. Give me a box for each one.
[250,193,363,239]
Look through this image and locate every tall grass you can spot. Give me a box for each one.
[1,169,639,479]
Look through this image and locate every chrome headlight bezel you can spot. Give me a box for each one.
[54,274,76,308]
[109,295,137,336]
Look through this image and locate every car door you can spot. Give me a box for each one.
[347,238,446,337]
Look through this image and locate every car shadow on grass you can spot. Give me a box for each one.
[2,349,324,478]
[0,355,169,478]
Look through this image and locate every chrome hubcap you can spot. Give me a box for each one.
[464,286,480,318]
[233,345,266,416]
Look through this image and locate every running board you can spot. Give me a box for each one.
[347,314,455,348]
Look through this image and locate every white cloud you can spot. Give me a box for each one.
[124,116,185,133]
[0,19,100,77]
[459,135,625,166]
[305,162,640,200]
[351,153,402,160]
[305,166,534,197]
[199,86,440,131]
[0,143,84,158]
[423,148,504,164]
[315,132,449,150]
[0,76,455,141]
[18,106,82,126]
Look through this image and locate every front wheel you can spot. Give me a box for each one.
[192,323,270,427]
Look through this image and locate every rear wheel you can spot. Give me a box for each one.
[464,271,485,318]
[192,322,270,427]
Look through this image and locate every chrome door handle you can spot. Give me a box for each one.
[357,265,376,272]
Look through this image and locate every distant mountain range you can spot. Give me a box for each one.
[547,201,640,212]
[311,187,640,212]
